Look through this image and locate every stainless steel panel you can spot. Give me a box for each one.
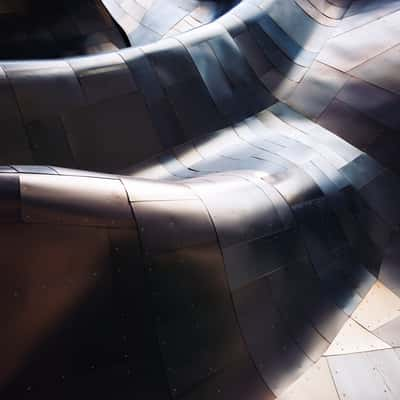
[133,199,216,254]
[20,174,134,227]
[147,243,245,396]
[233,275,313,395]
[0,173,20,222]
[0,1,399,398]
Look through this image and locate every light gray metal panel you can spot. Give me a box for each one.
[188,175,283,247]
[328,349,400,400]
[122,177,197,201]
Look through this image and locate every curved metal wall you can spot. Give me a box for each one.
[1,0,400,399]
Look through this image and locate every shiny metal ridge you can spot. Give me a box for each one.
[0,0,400,399]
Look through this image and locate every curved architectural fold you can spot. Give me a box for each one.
[1,0,400,399]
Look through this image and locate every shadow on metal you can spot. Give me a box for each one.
[0,0,400,399]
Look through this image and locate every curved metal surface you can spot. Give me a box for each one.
[0,0,129,58]
[1,0,400,399]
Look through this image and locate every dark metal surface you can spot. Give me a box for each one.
[0,0,400,399]
[0,0,128,59]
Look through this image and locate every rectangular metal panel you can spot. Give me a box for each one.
[268,258,348,343]
[4,61,84,122]
[0,70,34,164]
[340,154,383,190]
[188,175,283,247]
[261,0,333,52]
[147,243,245,396]
[224,228,305,290]
[164,77,226,139]
[265,167,323,206]
[122,177,196,202]
[233,276,313,395]
[20,174,134,227]
[121,47,186,147]
[68,53,137,104]
[186,41,236,120]
[268,102,362,163]
[108,228,171,399]
[350,44,400,96]
[141,0,187,36]
[12,166,57,174]
[133,199,216,254]
[379,231,400,297]
[328,349,400,400]
[62,92,163,171]
[208,31,272,115]
[374,315,400,347]
[247,22,306,82]
[233,29,274,79]
[0,173,20,222]
[360,171,400,226]
[267,260,331,361]
[25,116,76,167]
[183,356,275,400]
